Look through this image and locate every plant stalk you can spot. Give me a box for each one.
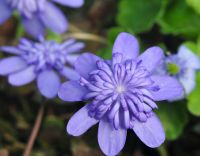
[23,104,45,156]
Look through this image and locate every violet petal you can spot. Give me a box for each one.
[67,104,98,136]
[37,70,61,98]
[112,32,139,61]
[133,113,165,148]
[58,81,88,101]
[8,65,36,86]
[98,119,127,156]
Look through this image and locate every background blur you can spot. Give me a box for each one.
[0,0,200,155]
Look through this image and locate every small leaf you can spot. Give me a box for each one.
[155,101,188,140]
[188,72,200,116]
[117,0,167,33]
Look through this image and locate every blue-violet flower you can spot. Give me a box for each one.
[155,45,200,100]
[0,37,84,98]
[58,32,183,155]
[0,0,84,38]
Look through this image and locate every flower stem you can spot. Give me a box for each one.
[158,144,169,156]
[22,104,45,156]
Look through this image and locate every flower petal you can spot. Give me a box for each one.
[150,75,184,101]
[66,54,79,66]
[60,66,80,80]
[22,16,45,38]
[133,113,165,148]
[98,119,127,156]
[74,53,101,79]
[0,0,12,24]
[8,66,36,86]
[52,0,84,8]
[37,70,60,98]
[179,69,195,95]
[112,32,139,60]
[0,46,22,54]
[65,42,85,54]
[138,46,164,72]
[67,104,98,136]
[0,57,27,75]
[39,2,67,34]
[58,81,88,102]
[178,45,200,69]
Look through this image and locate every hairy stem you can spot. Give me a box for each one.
[23,104,45,156]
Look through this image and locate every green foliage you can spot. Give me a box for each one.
[15,23,25,39]
[46,30,62,42]
[159,0,200,36]
[107,27,126,44]
[98,27,126,59]
[188,72,200,116]
[117,0,167,33]
[44,115,64,129]
[186,0,200,15]
[183,36,200,56]
[156,102,188,140]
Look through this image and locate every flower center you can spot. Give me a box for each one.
[167,62,180,75]
[80,53,160,130]
[7,0,46,18]
[116,85,125,93]
[18,38,82,73]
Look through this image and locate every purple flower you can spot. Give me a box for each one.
[58,32,183,155]
[155,45,200,100]
[0,0,84,38]
[0,37,84,98]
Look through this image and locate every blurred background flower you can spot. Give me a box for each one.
[155,45,200,100]
[0,37,84,98]
[0,0,84,38]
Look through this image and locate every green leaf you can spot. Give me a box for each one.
[15,23,25,39]
[183,36,200,57]
[188,72,200,116]
[46,30,62,42]
[186,0,200,15]
[97,44,112,59]
[159,0,200,36]
[117,0,167,33]
[97,27,126,59]
[155,102,188,140]
[184,41,198,54]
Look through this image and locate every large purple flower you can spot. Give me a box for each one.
[58,33,183,155]
[0,37,84,98]
[0,0,84,38]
